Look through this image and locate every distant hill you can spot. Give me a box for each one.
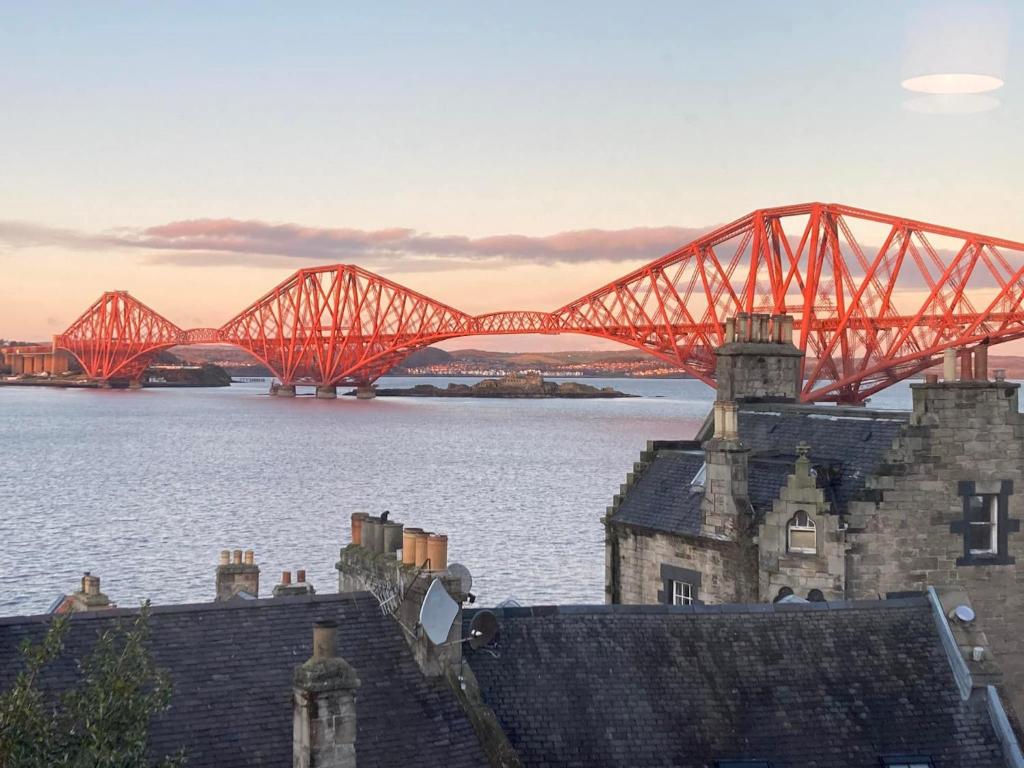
[401,347,454,367]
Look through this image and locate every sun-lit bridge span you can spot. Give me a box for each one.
[51,202,1024,404]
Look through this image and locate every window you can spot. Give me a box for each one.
[880,756,933,768]
[951,480,1018,566]
[966,494,997,555]
[671,580,694,605]
[658,564,702,606]
[787,510,816,554]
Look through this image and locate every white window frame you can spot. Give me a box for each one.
[671,580,694,606]
[787,510,817,555]
[967,494,998,556]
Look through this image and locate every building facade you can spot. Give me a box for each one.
[605,313,1024,718]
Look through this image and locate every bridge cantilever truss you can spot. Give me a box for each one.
[54,203,1024,403]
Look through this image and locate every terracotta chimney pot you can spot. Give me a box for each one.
[281,570,292,586]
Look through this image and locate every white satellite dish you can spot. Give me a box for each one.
[419,579,459,645]
[447,562,474,594]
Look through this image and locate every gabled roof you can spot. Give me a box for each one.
[465,598,1007,768]
[0,593,486,768]
[609,404,907,537]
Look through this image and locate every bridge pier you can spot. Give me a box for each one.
[272,384,296,398]
[355,385,376,400]
[315,385,337,400]
[128,379,143,390]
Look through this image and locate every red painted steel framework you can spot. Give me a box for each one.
[54,203,1024,403]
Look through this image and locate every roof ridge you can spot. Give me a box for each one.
[0,590,376,626]
[464,596,928,619]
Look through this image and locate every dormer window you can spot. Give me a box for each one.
[787,511,816,554]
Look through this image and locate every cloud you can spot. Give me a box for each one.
[127,219,711,267]
[0,217,712,270]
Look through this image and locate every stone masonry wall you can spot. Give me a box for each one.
[846,382,1024,717]
[758,451,846,602]
[715,341,802,403]
[608,525,756,605]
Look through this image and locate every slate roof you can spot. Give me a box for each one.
[465,598,1007,768]
[0,593,486,768]
[612,444,707,536]
[610,404,907,537]
[732,404,907,513]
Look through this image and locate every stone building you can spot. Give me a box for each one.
[605,312,1024,720]
[2,514,1024,765]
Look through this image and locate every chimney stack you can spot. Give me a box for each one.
[68,572,114,612]
[215,548,260,601]
[715,312,802,403]
[274,569,316,598]
[293,621,360,768]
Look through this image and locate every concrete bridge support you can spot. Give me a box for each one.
[316,385,337,399]
[355,385,376,400]
[274,384,296,398]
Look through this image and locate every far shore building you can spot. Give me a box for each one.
[605,312,1024,726]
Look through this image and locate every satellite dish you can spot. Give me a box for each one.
[419,579,459,645]
[448,562,474,594]
[468,610,498,650]
[952,604,976,624]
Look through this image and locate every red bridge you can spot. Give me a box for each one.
[52,202,1024,404]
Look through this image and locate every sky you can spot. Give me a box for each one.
[3,1,1024,350]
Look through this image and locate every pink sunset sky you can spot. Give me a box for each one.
[3,2,1024,352]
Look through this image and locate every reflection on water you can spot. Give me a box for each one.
[0,376,919,615]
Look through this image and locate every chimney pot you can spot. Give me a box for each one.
[350,512,369,546]
[724,317,736,344]
[960,348,973,381]
[781,315,794,344]
[244,549,254,565]
[995,368,1007,382]
[219,550,230,565]
[296,569,306,583]
[426,533,448,571]
[402,527,423,566]
[281,570,292,585]
[943,348,958,382]
[974,342,989,381]
[755,314,769,342]
[413,530,430,568]
[312,620,337,660]
[925,373,939,384]
[736,312,750,342]
[232,549,242,565]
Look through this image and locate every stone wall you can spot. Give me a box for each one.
[715,340,802,404]
[846,381,1024,716]
[606,525,756,605]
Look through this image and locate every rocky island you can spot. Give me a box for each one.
[351,372,635,398]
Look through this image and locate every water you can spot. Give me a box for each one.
[0,376,918,615]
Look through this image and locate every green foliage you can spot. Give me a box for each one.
[0,604,186,768]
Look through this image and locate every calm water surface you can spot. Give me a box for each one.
[0,377,918,614]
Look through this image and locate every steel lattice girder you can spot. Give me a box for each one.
[53,204,1024,402]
